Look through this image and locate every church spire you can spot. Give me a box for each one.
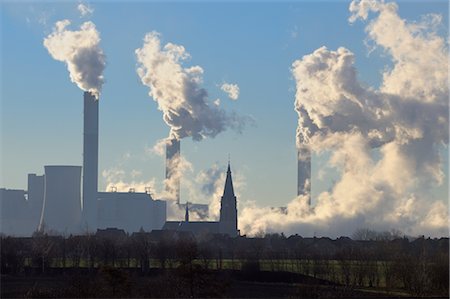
[223,161,235,198]
[185,202,189,222]
[220,160,238,237]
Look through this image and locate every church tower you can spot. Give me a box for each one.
[219,162,238,237]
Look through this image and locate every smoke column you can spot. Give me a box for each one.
[136,31,248,205]
[297,147,311,205]
[239,0,448,237]
[44,18,105,231]
[165,138,181,204]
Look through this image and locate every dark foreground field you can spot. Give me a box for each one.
[2,233,448,298]
[1,267,447,299]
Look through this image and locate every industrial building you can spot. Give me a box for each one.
[0,174,166,236]
[0,92,167,236]
[0,91,244,237]
[97,191,166,233]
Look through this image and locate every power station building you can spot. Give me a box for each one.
[0,92,166,236]
[0,91,241,237]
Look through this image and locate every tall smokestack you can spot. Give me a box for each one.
[82,91,98,231]
[297,146,311,205]
[165,138,180,204]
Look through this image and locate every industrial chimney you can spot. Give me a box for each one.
[165,138,180,204]
[82,91,99,231]
[297,146,311,205]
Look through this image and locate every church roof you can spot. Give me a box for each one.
[162,221,219,235]
[223,162,235,198]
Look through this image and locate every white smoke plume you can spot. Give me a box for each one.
[43,20,105,99]
[240,0,448,238]
[77,3,94,17]
[195,164,226,220]
[221,83,240,100]
[136,31,248,141]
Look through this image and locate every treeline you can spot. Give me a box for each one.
[1,230,448,297]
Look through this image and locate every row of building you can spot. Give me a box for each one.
[1,92,239,237]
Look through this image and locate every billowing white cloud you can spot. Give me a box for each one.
[77,3,94,17]
[240,0,448,237]
[136,32,248,141]
[221,83,240,100]
[44,20,105,99]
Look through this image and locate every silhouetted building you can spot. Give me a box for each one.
[96,227,127,239]
[0,189,31,235]
[0,92,169,236]
[219,163,238,236]
[97,191,166,232]
[162,162,239,237]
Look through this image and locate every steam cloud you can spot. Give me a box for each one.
[77,3,94,17]
[44,20,105,99]
[240,0,448,237]
[135,31,248,141]
[221,83,240,100]
[103,156,246,221]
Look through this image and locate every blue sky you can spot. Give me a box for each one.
[1,0,448,213]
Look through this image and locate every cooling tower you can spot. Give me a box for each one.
[28,173,45,231]
[165,138,180,204]
[297,146,311,205]
[39,166,82,233]
[82,91,99,231]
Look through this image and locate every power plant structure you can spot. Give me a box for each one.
[0,92,166,236]
[0,91,244,237]
[0,89,311,236]
[39,165,82,233]
[82,91,99,231]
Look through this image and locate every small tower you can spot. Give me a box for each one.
[185,202,189,222]
[219,162,238,237]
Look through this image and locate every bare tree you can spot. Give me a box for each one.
[31,232,55,272]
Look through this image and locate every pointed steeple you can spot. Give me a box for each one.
[219,160,238,237]
[185,202,189,222]
[223,161,235,198]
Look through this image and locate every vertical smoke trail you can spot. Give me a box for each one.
[136,31,249,206]
[295,106,314,205]
[297,147,311,205]
[44,18,105,231]
[238,0,448,237]
[165,138,181,204]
